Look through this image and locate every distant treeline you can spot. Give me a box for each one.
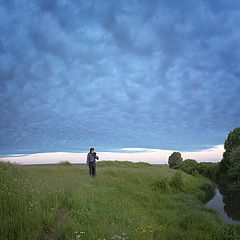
[168,127,240,190]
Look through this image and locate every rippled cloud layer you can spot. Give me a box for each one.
[0,0,239,154]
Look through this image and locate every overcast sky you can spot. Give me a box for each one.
[0,0,240,155]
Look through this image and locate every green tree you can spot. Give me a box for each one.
[220,128,240,172]
[168,152,183,168]
[227,145,240,183]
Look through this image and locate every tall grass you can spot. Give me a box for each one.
[0,161,239,239]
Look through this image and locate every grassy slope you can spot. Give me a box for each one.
[0,161,230,240]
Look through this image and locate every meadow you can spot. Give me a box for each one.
[0,160,239,240]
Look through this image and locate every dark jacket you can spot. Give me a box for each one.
[86,152,99,165]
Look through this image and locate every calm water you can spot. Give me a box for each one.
[206,188,240,223]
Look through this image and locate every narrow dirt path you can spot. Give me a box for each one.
[46,207,71,240]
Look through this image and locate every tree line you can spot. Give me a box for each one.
[168,127,240,190]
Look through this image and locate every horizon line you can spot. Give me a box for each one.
[0,145,224,165]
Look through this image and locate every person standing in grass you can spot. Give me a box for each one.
[86,147,99,177]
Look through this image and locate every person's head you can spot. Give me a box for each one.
[90,147,95,154]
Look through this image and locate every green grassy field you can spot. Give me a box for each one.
[0,160,239,240]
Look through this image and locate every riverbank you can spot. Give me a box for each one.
[1,161,239,239]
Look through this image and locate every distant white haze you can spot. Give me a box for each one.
[0,145,224,165]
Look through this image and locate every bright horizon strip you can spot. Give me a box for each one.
[0,145,224,165]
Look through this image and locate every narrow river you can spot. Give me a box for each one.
[205,188,240,223]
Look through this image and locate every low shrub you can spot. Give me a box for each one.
[170,172,184,191]
[59,161,71,166]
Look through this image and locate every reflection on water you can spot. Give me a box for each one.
[206,187,240,223]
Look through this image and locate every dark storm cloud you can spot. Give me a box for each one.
[0,0,240,154]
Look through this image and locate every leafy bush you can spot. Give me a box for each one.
[175,159,198,175]
[153,173,185,193]
[170,172,184,191]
